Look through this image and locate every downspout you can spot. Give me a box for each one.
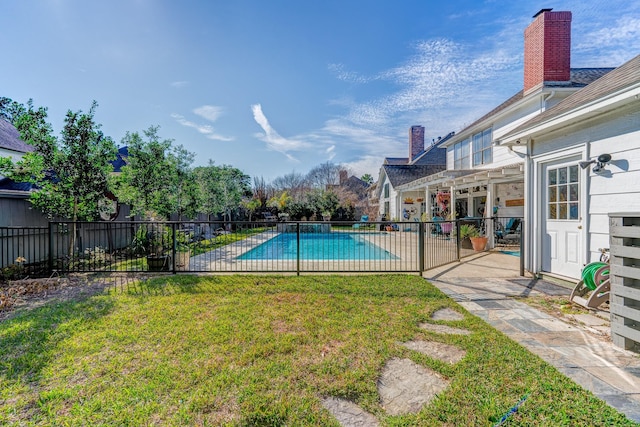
[583,142,591,264]
[542,90,556,111]
[524,137,534,276]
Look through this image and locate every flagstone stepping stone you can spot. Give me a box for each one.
[377,358,450,416]
[322,397,379,427]
[419,323,472,335]
[431,307,464,321]
[401,340,467,364]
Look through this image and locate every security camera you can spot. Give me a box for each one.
[515,140,521,144]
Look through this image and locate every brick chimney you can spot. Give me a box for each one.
[524,9,572,94]
[409,125,425,161]
[339,169,348,185]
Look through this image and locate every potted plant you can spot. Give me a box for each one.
[458,223,476,249]
[145,222,171,271]
[174,229,192,271]
[439,211,455,235]
[460,224,488,251]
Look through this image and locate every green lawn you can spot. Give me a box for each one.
[0,275,635,426]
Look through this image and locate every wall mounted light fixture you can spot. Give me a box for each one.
[579,153,612,174]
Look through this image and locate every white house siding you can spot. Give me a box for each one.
[0,147,25,161]
[378,174,398,220]
[532,104,640,266]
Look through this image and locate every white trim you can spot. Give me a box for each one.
[501,84,640,144]
[532,148,587,277]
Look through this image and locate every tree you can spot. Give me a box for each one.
[306,161,342,189]
[172,145,200,220]
[110,126,192,219]
[241,197,262,221]
[252,176,274,207]
[272,171,308,201]
[0,97,27,124]
[194,163,251,221]
[1,100,117,255]
[361,173,374,185]
[305,188,339,218]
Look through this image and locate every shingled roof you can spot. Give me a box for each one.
[453,68,614,139]
[382,164,446,188]
[111,146,129,172]
[504,56,639,138]
[0,119,33,153]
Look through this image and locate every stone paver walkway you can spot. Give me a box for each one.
[424,252,640,423]
[324,251,640,425]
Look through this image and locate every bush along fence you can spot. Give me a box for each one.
[0,218,523,277]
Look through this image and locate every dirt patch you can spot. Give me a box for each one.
[0,274,125,323]
[431,307,465,321]
[513,294,612,342]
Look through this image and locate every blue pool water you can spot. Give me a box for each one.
[502,250,520,257]
[238,233,398,260]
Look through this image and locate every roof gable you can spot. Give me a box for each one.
[410,132,454,165]
[0,119,33,153]
[445,68,614,146]
[504,56,639,138]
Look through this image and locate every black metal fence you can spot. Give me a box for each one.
[0,217,523,277]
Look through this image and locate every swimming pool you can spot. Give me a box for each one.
[238,232,398,260]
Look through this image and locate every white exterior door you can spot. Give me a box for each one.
[541,160,583,279]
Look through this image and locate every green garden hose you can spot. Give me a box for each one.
[581,262,609,291]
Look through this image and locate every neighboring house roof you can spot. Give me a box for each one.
[382,164,447,188]
[111,146,129,172]
[341,176,370,202]
[448,68,614,143]
[382,132,453,167]
[411,132,454,166]
[328,175,369,202]
[0,177,34,192]
[0,118,33,153]
[0,143,129,194]
[503,56,640,139]
[384,157,408,165]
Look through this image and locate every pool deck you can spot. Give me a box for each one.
[189,229,463,272]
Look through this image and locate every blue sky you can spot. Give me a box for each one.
[2,1,639,181]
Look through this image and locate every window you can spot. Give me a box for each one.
[472,128,492,166]
[384,201,390,217]
[548,165,579,220]
[384,183,390,198]
[453,139,470,169]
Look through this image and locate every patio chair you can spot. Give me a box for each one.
[262,212,278,222]
[215,227,230,236]
[352,215,369,229]
[495,218,521,244]
[431,216,442,235]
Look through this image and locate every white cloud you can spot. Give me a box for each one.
[170,81,189,88]
[343,156,385,182]
[193,105,225,122]
[345,39,519,128]
[171,113,234,142]
[326,145,336,160]
[574,16,640,66]
[327,63,374,84]
[251,104,314,161]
